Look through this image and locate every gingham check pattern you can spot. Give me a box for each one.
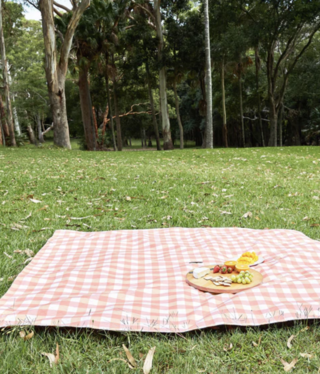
[1,228,320,332]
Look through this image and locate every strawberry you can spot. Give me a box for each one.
[227,267,233,274]
[221,266,227,274]
[213,265,220,273]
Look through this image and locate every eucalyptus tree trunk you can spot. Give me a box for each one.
[154,0,173,150]
[204,0,213,148]
[112,79,122,151]
[39,0,89,149]
[0,95,8,139]
[78,63,96,151]
[173,80,184,149]
[254,47,265,147]
[37,114,44,143]
[279,102,284,147]
[0,0,16,146]
[239,72,245,147]
[146,60,161,150]
[221,58,228,148]
[105,73,117,151]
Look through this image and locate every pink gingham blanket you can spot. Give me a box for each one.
[1,228,320,332]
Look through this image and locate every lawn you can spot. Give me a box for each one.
[0,144,320,373]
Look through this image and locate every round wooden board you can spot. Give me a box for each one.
[186,266,263,294]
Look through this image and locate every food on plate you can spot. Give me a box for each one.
[224,260,236,270]
[231,270,254,285]
[211,276,232,287]
[213,265,220,273]
[235,263,250,272]
[220,265,227,274]
[237,251,259,265]
[193,267,210,279]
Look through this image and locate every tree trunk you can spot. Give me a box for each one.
[0,95,8,138]
[78,64,96,150]
[0,115,3,145]
[105,72,117,151]
[173,80,184,149]
[154,0,173,150]
[37,114,44,143]
[27,125,37,145]
[129,137,132,146]
[112,79,122,151]
[254,47,265,147]
[279,102,284,147]
[0,0,16,146]
[221,58,228,148]
[204,0,213,148]
[146,60,161,150]
[239,72,245,147]
[268,96,278,147]
[39,0,89,149]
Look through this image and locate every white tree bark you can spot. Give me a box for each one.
[39,0,89,149]
[154,0,173,150]
[0,0,16,146]
[204,0,213,148]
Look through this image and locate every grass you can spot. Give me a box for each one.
[0,143,320,373]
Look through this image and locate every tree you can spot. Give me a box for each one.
[203,0,213,148]
[37,0,90,149]
[0,0,16,146]
[154,0,173,150]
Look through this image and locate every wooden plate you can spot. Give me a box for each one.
[186,266,263,294]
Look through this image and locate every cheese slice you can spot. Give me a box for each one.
[193,267,210,279]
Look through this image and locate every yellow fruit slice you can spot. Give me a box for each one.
[235,263,250,272]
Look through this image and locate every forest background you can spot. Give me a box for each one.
[1,0,320,151]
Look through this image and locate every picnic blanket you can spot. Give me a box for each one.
[0,228,320,332]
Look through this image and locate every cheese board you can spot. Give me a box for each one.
[186,266,263,294]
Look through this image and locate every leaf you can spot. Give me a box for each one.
[160,196,168,199]
[41,343,59,368]
[4,252,13,259]
[70,216,92,220]
[24,249,34,257]
[30,198,41,203]
[287,335,295,349]
[21,212,32,221]
[108,358,134,369]
[8,275,16,281]
[242,212,252,218]
[223,343,233,352]
[19,330,34,341]
[143,346,156,374]
[303,216,310,221]
[122,345,137,368]
[300,353,312,358]
[310,224,320,227]
[220,211,232,215]
[280,358,298,372]
[125,196,132,201]
[252,336,262,347]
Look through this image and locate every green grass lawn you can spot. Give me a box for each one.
[0,144,320,373]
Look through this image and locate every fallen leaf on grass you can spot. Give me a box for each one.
[122,345,137,368]
[159,196,168,199]
[8,275,16,281]
[311,224,320,227]
[303,216,310,221]
[139,352,145,359]
[4,252,13,259]
[125,196,132,201]
[252,336,262,347]
[287,335,295,349]
[19,331,34,341]
[223,343,233,352]
[30,198,41,204]
[143,346,156,374]
[220,211,232,215]
[242,212,252,218]
[70,216,92,220]
[108,358,134,369]
[24,258,33,264]
[24,249,34,257]
[300,353,312,358]
[42,343,59,368]
[281,358,298,372]
[21,212,32,221]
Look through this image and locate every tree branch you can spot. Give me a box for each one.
[243,116,269,122]
[53,7,64,18]
[42,123,54,135]
[53,1,71,12]
[59,0,90,76]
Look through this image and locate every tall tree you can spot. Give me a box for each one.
[0,0,16,146]
[154,0,173,150]
[38,0,89,149]
[203,0,213,148]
